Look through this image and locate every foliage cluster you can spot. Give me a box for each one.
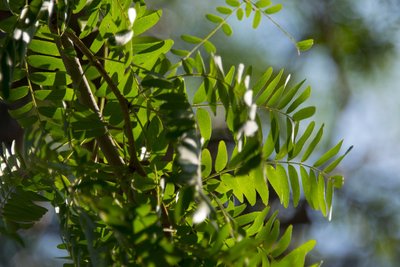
[0,0,350,266]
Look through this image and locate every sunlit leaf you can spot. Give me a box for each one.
[297,39,314,52]
[331,175,345,189]
[255,0,272,8]
[255,69,284,105]
[201,148,212,177]
[226,0,240,7]
[301,124,324,162]
[216,6,232,14]
[271,225,292,257]
[236,7,244,20]
[252,10,262,29]
[215,141,228,172]
[323,145,353,173]
[133,9,162,36]
[206,13,224,24]
[288,165,300,207]
[313,140,343,167]
[266,164,290,208]
[271,240,316,267]
[222,23,233,36]
[246,207,269,236]
[286,86,311,113]
[253,67,273,96]
[196,108,212,143]
[264,4,282,15]
[292,106,316,121]
[181,34,203,44]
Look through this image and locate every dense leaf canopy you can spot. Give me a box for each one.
[0,0,350,266]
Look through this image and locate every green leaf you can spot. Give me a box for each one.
[255,0,272,8]
[236,173,258,206]
[271,225,292,257]
[34,88,75,101]
[216,6,232,14]
[264,4,283,15]
[204,40,217,53]
[28,39,59,56]
[8,86,29,102]
[132,38,174,69]
[222,23,233,36]
[246,207,270,236]
[317,173,327,217]
[313,140,343,167]
[297,39,314,52]
[219,174,244,202]
[27,55,65,71]
[277,80,306,109]
[193,81,207,104]
[286,86,311,113]
[245,2,252,17]
[252,10,262,29]
[30,72,72,86]
[181,34,203,44]
[171,49,190,57]
[133,9,162,36]
[215,141,228,172]
[206,13,224,24]
[288,165,300,207]
[194,52,206,73]
[266,164,290,208]
[331,175,345,189]
[2,188,48,225]
[236,8,244,20]
[263,131,275,159]
[308,170,319,210]
[291,121,315,159]
[301,124,324,162]
[196,108,212,143]
[226,0,240,7]
[252,165,269,205]
[271,240,316,267]
[201,148,212,177]
[255,69,284,105]
[267,84,285,106]
[253,67,273,96]
[80,10,99,38]
[8,102,33,118]
[323,145,353,173]
[292,106,316,121]
[300,166,311,206]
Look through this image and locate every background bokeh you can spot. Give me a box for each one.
[1,1,400,266]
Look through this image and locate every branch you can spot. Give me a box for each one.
[64,30,145,177]
[49,24,124,168]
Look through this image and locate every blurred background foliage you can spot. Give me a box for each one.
[1,0,399,266]
[148,0,400,266]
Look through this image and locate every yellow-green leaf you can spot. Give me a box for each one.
[264,4,282,14]
[201,149,212,177]
[297,39,314,52]
[222,23,233,36]
[266,164,290,208]
[215,141,228,172]
[253,10,262,29]
[313,140,343,167]
[196,108,212,142]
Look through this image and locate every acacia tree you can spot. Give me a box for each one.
[0,0,351,266]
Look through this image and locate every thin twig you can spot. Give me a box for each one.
[64,30,146,177]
